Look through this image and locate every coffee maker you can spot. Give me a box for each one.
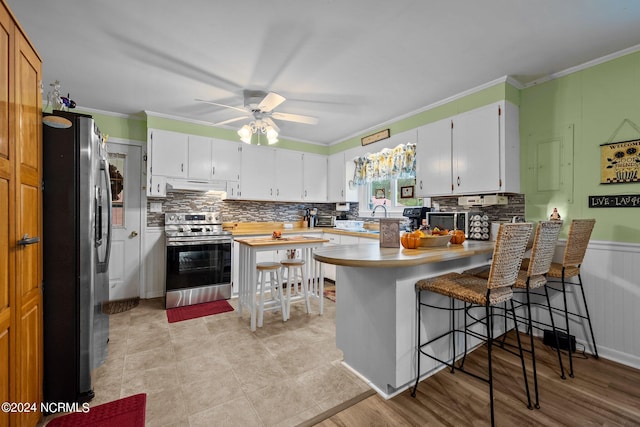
[402,207,431,231]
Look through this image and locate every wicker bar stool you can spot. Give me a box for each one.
[464,220,563,408]
[521,218,597,379]
[412,222,534,427]
[280,259,310,320]
[256,262,286,327]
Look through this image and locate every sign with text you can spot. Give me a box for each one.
[600,139,640,184]
[588,195,640,208]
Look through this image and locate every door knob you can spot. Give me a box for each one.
[130,231,138,238]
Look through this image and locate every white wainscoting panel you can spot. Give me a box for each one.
[533,240,640,370]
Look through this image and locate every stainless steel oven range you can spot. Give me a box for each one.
[165,212,232,309]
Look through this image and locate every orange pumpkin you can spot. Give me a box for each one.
[401,233,420,249]
[449,229,466,245]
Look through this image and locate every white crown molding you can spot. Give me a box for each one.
[523,43,640,88]
[329,75,517,146]
[72,105,146,121]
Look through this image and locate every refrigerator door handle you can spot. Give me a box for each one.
[97,158,113,272]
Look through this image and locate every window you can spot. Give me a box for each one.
[108,153,125,227]
[366,178,420,211]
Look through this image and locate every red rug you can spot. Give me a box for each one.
[166,299,234,323]
[47,393,146,427]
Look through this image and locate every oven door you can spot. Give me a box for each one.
[165,238,232,293]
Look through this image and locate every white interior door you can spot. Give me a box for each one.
[107,142,142,301]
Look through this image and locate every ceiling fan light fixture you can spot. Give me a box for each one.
[266,126,279,144]
[238,125,252,144]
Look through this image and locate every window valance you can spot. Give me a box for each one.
[352,143,416,185]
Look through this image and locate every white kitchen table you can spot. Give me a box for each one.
[235,235,328,331]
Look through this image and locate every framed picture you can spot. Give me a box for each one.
[375,188,386,199]
[600,139,640,184]
[400,185,414,199]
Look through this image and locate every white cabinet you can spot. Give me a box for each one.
[415,101,520,197]
[240,144,275,200]
[187,135,213,180]
[274,149,303,201]
[240,146,306,201]
[416,118,453,197]
[303,153,327,202]
[212,138,241,182]
[148,175,166,197]
[149,129,188,178]
[327,152,357,202]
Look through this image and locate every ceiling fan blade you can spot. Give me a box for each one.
[264,117,280,132]
[258,92,286,112]
[212,116,249,126]
[195,99,248,114]
[271,111,318,125]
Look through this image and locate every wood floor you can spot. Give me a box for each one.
[315,332,640,426]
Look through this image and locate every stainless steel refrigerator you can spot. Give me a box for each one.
[42,110,112,404]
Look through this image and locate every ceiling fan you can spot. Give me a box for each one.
[196,90,318,143]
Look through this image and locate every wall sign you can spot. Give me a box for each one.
[600,139,640,184]
[588,195,640,208]
[361,129,390,146]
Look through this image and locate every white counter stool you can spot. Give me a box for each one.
[280,259,310,320]
[256,262,286,328]
[412,222,534,427]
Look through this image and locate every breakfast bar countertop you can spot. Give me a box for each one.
[313,240,495,268]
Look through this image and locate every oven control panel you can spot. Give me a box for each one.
[165,212,220,225]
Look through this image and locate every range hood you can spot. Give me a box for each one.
[166,178,227,194]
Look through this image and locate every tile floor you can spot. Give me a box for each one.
[42,294,370,426]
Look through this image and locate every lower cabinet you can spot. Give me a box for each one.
[143,228,166,299]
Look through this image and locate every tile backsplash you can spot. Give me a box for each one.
[147,193,524,227]
[147,193,358,227]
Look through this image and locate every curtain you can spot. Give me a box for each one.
[352,143,416,185]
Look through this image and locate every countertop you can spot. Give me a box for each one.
[313,240,495,268]
[224,221,380,239]
[235,235,329,247]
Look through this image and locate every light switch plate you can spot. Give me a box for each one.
[150,202,163,213]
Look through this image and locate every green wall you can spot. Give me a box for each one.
[520,51,640,243]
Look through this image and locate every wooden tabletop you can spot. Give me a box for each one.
[312,240,495,268]
[235,235,329,247]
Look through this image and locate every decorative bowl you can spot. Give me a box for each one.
[418,234,451,248]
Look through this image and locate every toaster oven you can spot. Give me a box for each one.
[315,215,335,227]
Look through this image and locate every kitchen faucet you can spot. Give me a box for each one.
[371,204,388,218]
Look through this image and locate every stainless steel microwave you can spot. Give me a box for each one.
[426,211,483,237]
[315,215,335,227]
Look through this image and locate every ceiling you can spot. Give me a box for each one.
[7,0,640,145]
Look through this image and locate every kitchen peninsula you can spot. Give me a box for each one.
[313,241,495,398]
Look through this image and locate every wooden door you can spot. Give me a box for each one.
[0,4,13,427]
[13,26,42,427]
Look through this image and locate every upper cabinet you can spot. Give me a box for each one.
[239,144,275,200]
[327,152,357,202]
[415,101,520,197]
[187,135,213,180]
[239,145,305,201]
[274,149,303,201]
[149,129,188,179]
[303,153,327,202]
[211,138,241,182]
[415,118,452,196]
